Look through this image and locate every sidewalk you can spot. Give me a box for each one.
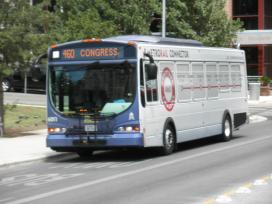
[0,129,62,166]
[0,96,272,167]
[248,95,272,106]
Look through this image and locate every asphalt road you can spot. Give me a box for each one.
[0,106,272,204]
[4,92,46,107]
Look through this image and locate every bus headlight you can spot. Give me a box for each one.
[116,125,140,132]
[48,127,67,134]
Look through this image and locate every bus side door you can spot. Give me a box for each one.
[140,60,163,147]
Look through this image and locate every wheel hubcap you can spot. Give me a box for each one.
[224,120,231,137]
[165,129,174,149]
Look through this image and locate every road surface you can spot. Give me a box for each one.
[0,104,271,204]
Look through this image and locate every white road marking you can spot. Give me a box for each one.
[253,179,268,186]
[0,173,83,187]
[235,186,251,194]
[6,135,272,204]
[49,160,153,170]
[202,172,272,204]
[249,115,267,123]
[215,195,232,203]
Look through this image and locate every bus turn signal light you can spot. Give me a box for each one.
[48,127,66,134]
[116,125,140,132]
[50,44,58,49]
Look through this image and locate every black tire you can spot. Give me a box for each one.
[76,150,93,158]
[159,125,176,155]
[2,79,11,92]
[220,115,232,141]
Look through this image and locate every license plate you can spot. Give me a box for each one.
[84,124,95,132]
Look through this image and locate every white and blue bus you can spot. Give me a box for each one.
[47,35,248,157]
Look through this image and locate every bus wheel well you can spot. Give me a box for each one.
[222,110,232,124]
[163,118,177,142]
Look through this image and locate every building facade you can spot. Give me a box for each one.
[225,0,272,77]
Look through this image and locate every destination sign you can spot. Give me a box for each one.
[52,46,125,61]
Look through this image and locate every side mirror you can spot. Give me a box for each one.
[31,53,47,82]
[144,53,157,80]
[31,66,42,82]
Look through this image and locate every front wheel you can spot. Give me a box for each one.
[220,115,232,141]
[159,125,176,155]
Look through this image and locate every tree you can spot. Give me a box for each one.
[0,0,57,136]
[107,0,159,35]
[53,0,159,42]
[53,0,240,47]
[166,0,241,47]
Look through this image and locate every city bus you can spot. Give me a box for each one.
[47,35,248,157]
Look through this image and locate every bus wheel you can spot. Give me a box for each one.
[76,150,93,158]
[160,125,176,155]
[220,115,232,141]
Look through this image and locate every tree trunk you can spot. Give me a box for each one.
[0,76,4,137]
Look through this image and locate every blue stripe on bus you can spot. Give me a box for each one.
[46,133,144,147]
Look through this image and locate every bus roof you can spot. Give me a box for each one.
[104,35,203,47]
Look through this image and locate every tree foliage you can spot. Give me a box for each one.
[167,0,241,47]
[0,0,57,135]
[52,0,240,47]
[0,0,58,76]
[53,0,159,42]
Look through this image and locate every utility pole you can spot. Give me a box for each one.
[162,0,166,38]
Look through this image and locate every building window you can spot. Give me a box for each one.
[233,0,258,15]
[265,0,272,29]
[234,17,258,29]
[265,46,272,77]
[242,47,258,76]
[233,0,258,30]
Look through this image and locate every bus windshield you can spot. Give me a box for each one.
[49,61,136,116]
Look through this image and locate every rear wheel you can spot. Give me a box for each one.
[220,115,232,141]
[2,79,11,92]
[76,150,93,158]
[160,125,176,155]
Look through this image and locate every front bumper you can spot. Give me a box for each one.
[47,133,144,149]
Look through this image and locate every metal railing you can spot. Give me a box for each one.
[247,76,272,88]
[247,76,260,83]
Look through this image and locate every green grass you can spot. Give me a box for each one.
[4,104,46,137]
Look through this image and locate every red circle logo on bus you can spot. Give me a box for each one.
[161,67,175,111]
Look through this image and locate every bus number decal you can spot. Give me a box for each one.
[161,67,175,111]
[63,49,75,59]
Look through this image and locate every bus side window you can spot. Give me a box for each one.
[140,60,146,107]
[144,64,158,102]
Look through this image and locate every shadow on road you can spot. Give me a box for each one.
[44,135,246,165]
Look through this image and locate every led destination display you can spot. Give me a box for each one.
[51,46,127,61]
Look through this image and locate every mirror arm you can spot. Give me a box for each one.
[144,53,154,63]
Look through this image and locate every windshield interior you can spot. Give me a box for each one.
[49,61,136,116]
